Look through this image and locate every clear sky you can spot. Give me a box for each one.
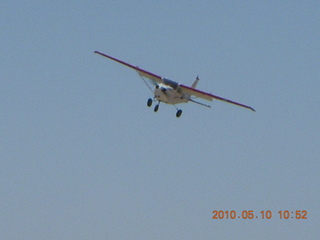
[1,1,319,239]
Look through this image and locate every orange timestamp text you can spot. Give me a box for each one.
[212,210,307,220]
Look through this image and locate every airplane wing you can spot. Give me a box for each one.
[179,84,255,112]
[94,51,162,84]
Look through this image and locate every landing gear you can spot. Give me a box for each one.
[147,98,160,113]
[146,98,182,118]
[154,104,159,112]
[176,109,182,118]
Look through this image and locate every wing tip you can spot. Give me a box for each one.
[249,107,256,112]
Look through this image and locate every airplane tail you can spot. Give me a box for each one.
[191,76,200,88]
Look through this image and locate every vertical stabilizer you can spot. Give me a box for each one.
[191,76,200,88]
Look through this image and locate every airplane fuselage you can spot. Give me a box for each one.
[154,82,188,105]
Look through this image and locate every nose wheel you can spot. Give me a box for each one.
[147,98,160,112]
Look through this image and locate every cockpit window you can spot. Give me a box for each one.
[162,78,178,90]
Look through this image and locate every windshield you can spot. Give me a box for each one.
[162,78,178,90]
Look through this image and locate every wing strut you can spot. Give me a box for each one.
[138,73,155,94]
[189,99,211,108]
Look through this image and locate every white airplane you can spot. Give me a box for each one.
[95,51,255,117]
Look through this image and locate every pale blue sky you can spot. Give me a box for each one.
[1,1,319,239]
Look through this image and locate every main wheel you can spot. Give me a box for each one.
[176,109,182,118]
[147,98,152,107]
[154,104,159,112]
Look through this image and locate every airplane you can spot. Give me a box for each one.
[94,51,255,117]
